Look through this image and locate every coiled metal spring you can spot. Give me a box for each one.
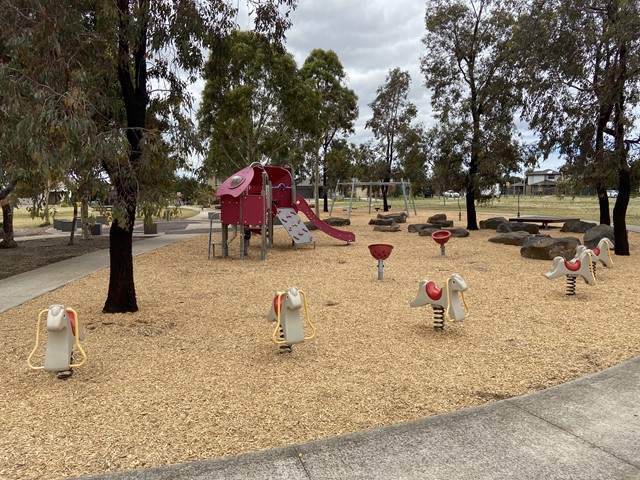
[566,275,577,296]
[433,305,445,330]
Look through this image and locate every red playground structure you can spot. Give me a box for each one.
[213,164,356,259]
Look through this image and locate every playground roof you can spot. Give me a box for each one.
[216,166,255,198]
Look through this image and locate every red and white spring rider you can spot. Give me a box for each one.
[27,305,87,377]
[544,249,596,295]
[267,287,316,353]
[410,273,469,330]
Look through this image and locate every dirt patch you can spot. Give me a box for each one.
[1,210,639,479]
[0,231,111,280]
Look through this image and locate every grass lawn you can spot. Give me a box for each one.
[12,204,199,229]
[330,194,640,225]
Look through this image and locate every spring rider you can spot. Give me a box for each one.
[544,249,596,295]
[27,305,87,378]
[574,237,614,277]
[410,273,469,330]
[267,287,316,353]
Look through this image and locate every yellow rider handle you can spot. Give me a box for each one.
[587,252,597,285]
[27,309,49,370]
[605,243,614,267]
[67,307,87,368]
[299,290,316,340]
[271,290,316,344]
[271,292,287,345]
[444,277,470,322]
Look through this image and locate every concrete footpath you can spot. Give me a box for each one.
[75,359,640,479]
[3,212,639,479]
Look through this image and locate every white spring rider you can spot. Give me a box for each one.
[27,305,87,376]
[410,273,469,330]
[267,287,316,352]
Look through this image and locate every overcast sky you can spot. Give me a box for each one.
[191,0,561,172]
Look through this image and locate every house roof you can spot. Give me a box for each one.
[530,179,558,186]
[529,169,560,175]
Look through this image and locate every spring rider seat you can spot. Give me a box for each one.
[410,273,469,330]
[267,287,316,353]
[544,249,596,295]
[27,305,87,378]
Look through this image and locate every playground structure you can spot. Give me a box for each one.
[431,230,452,256]
[267,287,316,353]
[545,249,596,295]
[329,179,417,220]
[213,165,355,260]
[410,273,470,330]
[368,244,393,280]
[27,305,87,378]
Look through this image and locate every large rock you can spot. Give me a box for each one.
[584,224,615,249]
[369,218,395,226]
[377,212,407,224]
[418,228,439,237]
[324,217,351,227]
[488,231,535,246]
[373,224,401,232]
[304,221,317,231]
[560,219,597,233]
[479,217,508,229]
[431,220,454,228]
[496,221,540,234]
[520,236,581,260]
[427,214,447,223]
[408,223,439,233]
[419,227,469,238]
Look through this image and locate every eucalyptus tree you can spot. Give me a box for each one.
[300,49,358,213]
[1,0,297,313]
[198,30,309,179]
[421,0,523,230]
[365,68,417,211]
[517,0,640,254]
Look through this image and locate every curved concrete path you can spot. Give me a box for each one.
[4,211,639,479]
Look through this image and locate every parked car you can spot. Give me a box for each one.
[444,190,460,198]
[607,189,618,198]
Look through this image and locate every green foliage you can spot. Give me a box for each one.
[198,30,307,178]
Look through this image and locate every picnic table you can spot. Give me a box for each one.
[508,216,579,229]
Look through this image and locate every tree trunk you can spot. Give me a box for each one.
[612,39,629,256]
[595,184,610,225]
[466,108,480,230]
[0,204,18,249]
[322,167,329,213]
[102,0,148,313]
[69,198,78,245]
[104,182,139,313]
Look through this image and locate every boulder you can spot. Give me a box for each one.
[496,221,540,234]
[304,221,317,231]
[560,219,597,233]
[489,231,537,246]
[418,227,469,238]
[584,224,615,249]
[324,217,351,227]
[408,223,439,233]
[377,212,407,224]
[520,236,581,260]
[418,228,439,237]
[369,218,395,226]
[427,213,447,223]
[431,220,454,228]
[373,224,401,232]
[479,217,508,229]
[444,228,469,238]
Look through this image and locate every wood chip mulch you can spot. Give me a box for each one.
[2,209,639,479]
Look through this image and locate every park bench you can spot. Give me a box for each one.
[508,216,579,229]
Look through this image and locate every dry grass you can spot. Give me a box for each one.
[2,208,640,480]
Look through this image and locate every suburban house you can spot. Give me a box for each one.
[526,169,561,195]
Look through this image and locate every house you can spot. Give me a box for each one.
[526,169,561,195]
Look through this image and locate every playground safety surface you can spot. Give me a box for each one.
[1,208,639,479]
